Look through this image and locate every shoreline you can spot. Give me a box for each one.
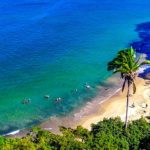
[7,72,150,138]
[1,1,150,139]
[80,77,150,130]
[40,54,150,134]
[39,74,123,132]
[6,74,123,137]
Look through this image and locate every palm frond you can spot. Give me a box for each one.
[122,63,130,71]
[132,65,140,72]
[113,68,128,74]
[135,55,142,65]
[127,47,135,69]
[139,60,150,66]
[130,47,135,56]
[132,57,142,71]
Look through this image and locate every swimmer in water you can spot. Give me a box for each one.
[21,98,31,104]
[85,83,91,89]
[55,97,62,103]
[44,95,50,100]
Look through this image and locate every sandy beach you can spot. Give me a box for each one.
[8,76,150,138]
[79,77,150,130]
[40,76,150,133]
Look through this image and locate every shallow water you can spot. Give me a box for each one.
[0,0,150,134]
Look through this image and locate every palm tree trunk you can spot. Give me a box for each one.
[125,81,131,129]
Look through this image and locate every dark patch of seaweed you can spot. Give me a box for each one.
[130,22,150,59]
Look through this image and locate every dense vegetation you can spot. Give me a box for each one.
[0,117,149,150]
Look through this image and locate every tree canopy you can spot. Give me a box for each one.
[0,117,149,150]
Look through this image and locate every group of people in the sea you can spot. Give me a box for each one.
[21,98,31,104]
[21,83,91,105]
[44,95,62,103]
[21,96,62,105]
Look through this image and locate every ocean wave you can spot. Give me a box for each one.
[3,130,20,136]
[138,65,150,74]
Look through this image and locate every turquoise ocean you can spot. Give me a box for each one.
[0,0,150,134]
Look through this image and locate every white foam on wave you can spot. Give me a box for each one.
[44,128,53,130]
[3,130,20,136]
[99,88,121,104]
[137,53,150,74]
[137,65,150,74]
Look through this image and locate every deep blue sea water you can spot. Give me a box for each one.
[0,0,150,134]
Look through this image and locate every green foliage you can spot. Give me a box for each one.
[125,117,150,150]
[139,136,150,149]
[90,118,129,150]
[107,47,150,93]
[0,118,149,150]
[107,47,150,129]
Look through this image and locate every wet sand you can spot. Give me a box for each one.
[8,76,150,138]
[39,76,150,133]
[80,77,150,130]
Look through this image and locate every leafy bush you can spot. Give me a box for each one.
[0,117,149,150]
[90,117,129,150]
[125,117,150,150]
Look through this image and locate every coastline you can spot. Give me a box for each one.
[80,77,150,130]
[6,74,123,137]
[39,74,123,132]
[39,76,150,134]
[1,0,150,139]
[8,73,150,138]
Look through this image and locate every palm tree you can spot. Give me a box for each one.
[107,47,150,129]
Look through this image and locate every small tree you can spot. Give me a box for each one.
[107,47,150,128]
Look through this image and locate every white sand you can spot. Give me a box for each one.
[80,77,150,130]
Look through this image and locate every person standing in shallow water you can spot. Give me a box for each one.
[55,97,62,103]
[85,83,91,89]
[21,98,31,104]
[44,95,50,100]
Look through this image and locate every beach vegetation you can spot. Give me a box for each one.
[0,117,149,150]
[107,47,150,128]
